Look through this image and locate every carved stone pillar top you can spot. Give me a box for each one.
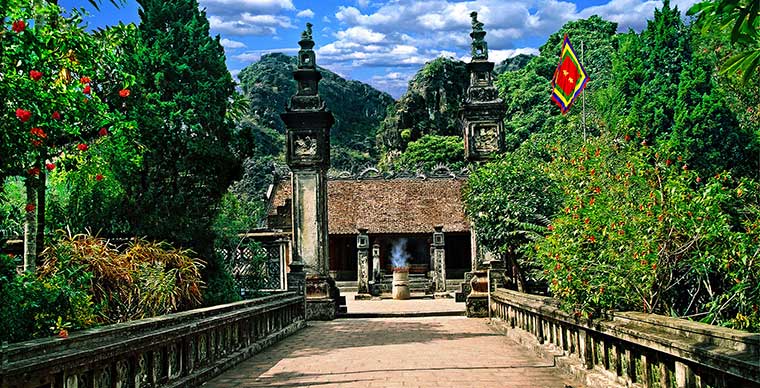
[461,12,505,162]
[281,23,334,170]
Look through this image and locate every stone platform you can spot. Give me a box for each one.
[203,316,584,388]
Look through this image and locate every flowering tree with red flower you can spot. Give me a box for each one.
[1,1,135,270]
[532,134,760,330]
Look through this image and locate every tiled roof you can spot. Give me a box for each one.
[268,178,470,234]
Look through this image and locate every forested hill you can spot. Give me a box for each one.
[375,54,533,157]
[237,53,395,169]
[375,57,469,153]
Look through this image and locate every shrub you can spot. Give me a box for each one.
[39,232,204,323]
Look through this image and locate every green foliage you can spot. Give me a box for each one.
[531,135,758,330]
[40,232,204,323]
[123,0,239,268]
[0,252,97,343]
[377,57,468,152]
[394,135,465,171]
[689,0,760,83]
[464,144,563,289]
[496,16,618,150]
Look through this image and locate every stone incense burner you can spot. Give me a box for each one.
[392,267,410,300]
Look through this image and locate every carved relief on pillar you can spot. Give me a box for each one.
[432,226,447,294]
[357,228,370,294]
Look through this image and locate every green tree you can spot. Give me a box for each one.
[464,144,562,291]
[394,135,465,171]
[0,1,134,269]
[689,0,760,83]
[125,0,239,295]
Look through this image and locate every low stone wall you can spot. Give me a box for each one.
[489,288,759,388]
[1,292,306,388]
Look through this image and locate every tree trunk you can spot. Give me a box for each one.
[36,153,47,263]
[507,249,526,293]
[24,176,38,272]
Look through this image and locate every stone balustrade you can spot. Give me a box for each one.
[1,292,305,388]
[489,288,759,388]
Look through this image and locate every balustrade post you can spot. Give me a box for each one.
[675,361,695,388]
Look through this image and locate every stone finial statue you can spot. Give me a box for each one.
[470,12,484,32]
[301,22,313,41]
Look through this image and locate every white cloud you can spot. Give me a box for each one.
[199,0,294,15]
[369,70,415,98]
[460,47,539,63]
[335,27,386,44]
[578,0,700,31]
[296,9,315,18]
[220,38,247,49]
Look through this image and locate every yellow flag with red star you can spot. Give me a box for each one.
[551,34,588,114]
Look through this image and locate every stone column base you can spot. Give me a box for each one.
[305,275,346,320]
[466,293,489,317]
[306,298,337,320]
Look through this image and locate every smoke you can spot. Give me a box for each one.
[390,239,410,268]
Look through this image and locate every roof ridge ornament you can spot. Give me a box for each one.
[470,12,488,61]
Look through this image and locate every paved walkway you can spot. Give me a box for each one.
[342,292,465,315]
[204,317,582,388]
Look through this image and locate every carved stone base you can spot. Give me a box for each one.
[306,298,337,320]
[305,275,345,320]
[455,272,475,303]
[466,294,489,317]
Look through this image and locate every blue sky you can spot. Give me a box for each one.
[59,0,699,98]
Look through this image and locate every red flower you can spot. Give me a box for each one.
[696,177,701,183]
[77,143,88,151]
[98,127,108,136]
[12,20,25,33]
[80,76,91,84]
[588,235,596,243]
[31,140,42,147]
[624,134,631,142]
[30,127,47,139]
[665,159,672,166]
[83,85,91,95]
[16,108,32,123]
[45,163,55,171]
[52,111,61,120]
[58,329,69,339]
[547,225,555,231]
[584,217,590,224]
[119,89,130,98]
[589,197,596,206]
[25,203,35,212]
[29,70,43,81]
[95,174,104,181]
[27,167,40,176]
[682,164,688,170]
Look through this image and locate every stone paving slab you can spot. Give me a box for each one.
[203,317,582,388]
[343,292,465,315]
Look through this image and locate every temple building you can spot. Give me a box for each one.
[265,166,472,293]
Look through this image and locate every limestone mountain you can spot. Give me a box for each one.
[376,57,469,153]
[237,53,395,170]
[494,54,535,74]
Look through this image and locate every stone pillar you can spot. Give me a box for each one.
[355,228,370,299]
[370,243,382,296]
[458,12,506,317]
[460,11,506,163]
[432,225,448,297]
[280,23,344,320]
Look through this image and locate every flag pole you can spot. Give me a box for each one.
[581,40,587,142]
